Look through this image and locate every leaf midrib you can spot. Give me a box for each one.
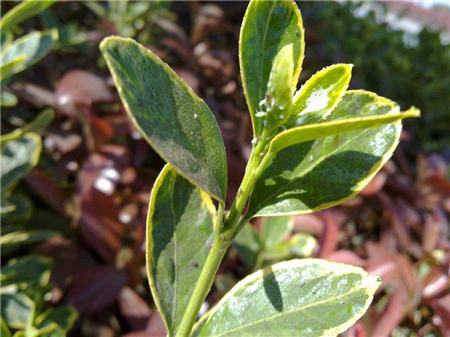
[206,283,367,337]
[169,175,179,331]
[257,0,276,111]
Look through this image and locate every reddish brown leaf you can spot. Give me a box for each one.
[326,250,365,267]
[77,146,130,261]
[146,313,166,337]
[25,168,66,215]
[56,70,112,116]
[422,266,449,299]
[118,287,152,331]
[318,210,339,257]
[293,214,323,235]
[65,265,126,314]
[430,294,450,336]
[371,291,406,337]
[360,172,387,196]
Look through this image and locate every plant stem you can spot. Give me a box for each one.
[222,132,274,241]
[175,128,275,337]
[175,235,229,337]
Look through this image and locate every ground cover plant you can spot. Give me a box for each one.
[100,1,419,336]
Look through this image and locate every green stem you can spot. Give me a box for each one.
[214,202,225,234]
[175,235,229,337]
[252,251,265,273]
[221,129,273,240]
[175,128,275,337]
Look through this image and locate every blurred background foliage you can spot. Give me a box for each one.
[301,1,450,153]
[1,1,449,337]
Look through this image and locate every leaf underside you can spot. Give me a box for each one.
[147,164,215,336]
[196,259,380,337]
[100,37,227,201]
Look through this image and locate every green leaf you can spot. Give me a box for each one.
[0,89,18,107]
[100,37,227,201]
[36,306,78,333]
[0,31,55,80]
[264,233,317,261]
[196,259,380,337]
[260,216,293,248]
[0,109,55,144]
[233,224,260,268]
[290,64,353,126]
[0,0,56,32]
[240,0,304,136]
[264,44,295,129]
[0,255,53,289]
[39,326,65,337]
[0,56,27,80]
[0,133,42,194]
[1,192,34,223]
[0,318,11,337]
[147,164,215,336]
[247,91,418,217]
[270,104,420,153]
[0,293,34,329]
[0,230,58,255]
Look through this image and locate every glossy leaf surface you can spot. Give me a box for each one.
[100,37,227,201]
[290,64,353,125]
[147,165,215,336]
[197,259,380,337]
[0,0,55,32]
[0,133,42,194]
[247,91,412,217]
[0,31,55,80]
[0,293,33,329]
[240,0,304,136]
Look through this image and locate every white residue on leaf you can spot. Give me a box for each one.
[303,86,334,115]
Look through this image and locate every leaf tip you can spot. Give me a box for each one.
[340,63,354,74]
[99,35,134,54]
[363,273,382,295]
[404,106,421,118]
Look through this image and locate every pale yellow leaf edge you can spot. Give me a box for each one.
[100,36,227,202]
[253,91,420,218]
[195,258,381,337]
[146,164,217,336]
